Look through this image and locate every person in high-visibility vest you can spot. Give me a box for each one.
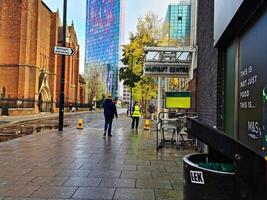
[131,102,141,131]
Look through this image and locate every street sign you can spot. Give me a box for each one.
[54,46,74,56]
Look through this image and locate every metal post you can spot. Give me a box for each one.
[58,0,67,131]
[157,77,161,122]
[129,54,133,113]
[164,77,169,119]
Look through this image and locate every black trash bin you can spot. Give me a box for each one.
[183,154,236,200]
[184,118,267,200]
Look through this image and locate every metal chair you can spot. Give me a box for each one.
[156,111,197,150]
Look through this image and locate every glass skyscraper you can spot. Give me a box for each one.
[164,1,191,46]
[85,0,123,97]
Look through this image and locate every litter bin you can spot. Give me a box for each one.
[183,154,236,200]
[184,118,267,200]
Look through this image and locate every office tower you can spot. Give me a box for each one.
[164,0,191,46]
[85,0,124,97]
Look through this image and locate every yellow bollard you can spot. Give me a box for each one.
[77,118,84,129]
[144,119,150,130]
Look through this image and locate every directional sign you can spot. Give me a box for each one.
[54,46,75,56]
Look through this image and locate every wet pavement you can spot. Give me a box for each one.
[0,121,8,125]
[0,111,107,142]
[0,113,193,199]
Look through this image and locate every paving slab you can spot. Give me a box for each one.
[155,189,183,200]
[56,169,91,177]
[137,165,166,172]
[72,187,115,199]
[0,115,193,199]
[114,188,155,200]
[63,177,102,187]
[100,178,136,188]
[29,176,69,186]
[30,186,78,199]
[120,171,152,179]
[88,170,122,178]
[109,164,137,171]
[136,179,173,190]
[0,185,39,197]
[0,176,36,185]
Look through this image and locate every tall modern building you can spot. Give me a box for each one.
[85,0,124,97]
[164,0,191,46]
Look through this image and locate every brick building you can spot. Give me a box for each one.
[0,0,85,115]
[56,24,80,106]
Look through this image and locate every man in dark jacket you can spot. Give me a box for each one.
[103,96,118,137]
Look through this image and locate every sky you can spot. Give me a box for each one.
[43,0,179,74]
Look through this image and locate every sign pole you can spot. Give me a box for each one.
[164,77,169,119]
[58,0,67,131]
[129,53,133,114]
[157,77,161,122]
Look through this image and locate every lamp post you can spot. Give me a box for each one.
[58,0,67,131]
[129,53,134,114]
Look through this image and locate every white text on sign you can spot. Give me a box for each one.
[54,46,75,56]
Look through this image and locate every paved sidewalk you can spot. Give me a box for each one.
[0,108,127,127]
[0,112,81,126]
[0,116,192,200]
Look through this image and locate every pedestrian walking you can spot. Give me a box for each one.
[103,96,118,137]
[127,105,131,116]
[131,102,141,131]
[148,104,155,121]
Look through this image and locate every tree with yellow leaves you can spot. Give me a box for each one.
[119,13,162,113]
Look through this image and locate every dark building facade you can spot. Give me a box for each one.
[195,1,267,197]
[214,0,267,158]
[196,0,267,158]
[195,0,218,127]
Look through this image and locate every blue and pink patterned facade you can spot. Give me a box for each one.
[85,0,123,97]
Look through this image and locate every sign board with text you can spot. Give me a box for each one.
[144,63,190,77]
[54,46,75,56]
[238,13,267,158]
[165,92,191,109]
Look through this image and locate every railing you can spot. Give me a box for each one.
[0,98,35,109]
[0,98,89,110]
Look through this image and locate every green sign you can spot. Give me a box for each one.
[165,92,191,109]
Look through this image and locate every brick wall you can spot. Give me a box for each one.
[0,0,21,65]
[0,0,82,113]
[196,0,219,127]
[0,0,59,112]
[56,25,80,104]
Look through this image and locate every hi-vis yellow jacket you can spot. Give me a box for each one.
[132,105,141,117]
